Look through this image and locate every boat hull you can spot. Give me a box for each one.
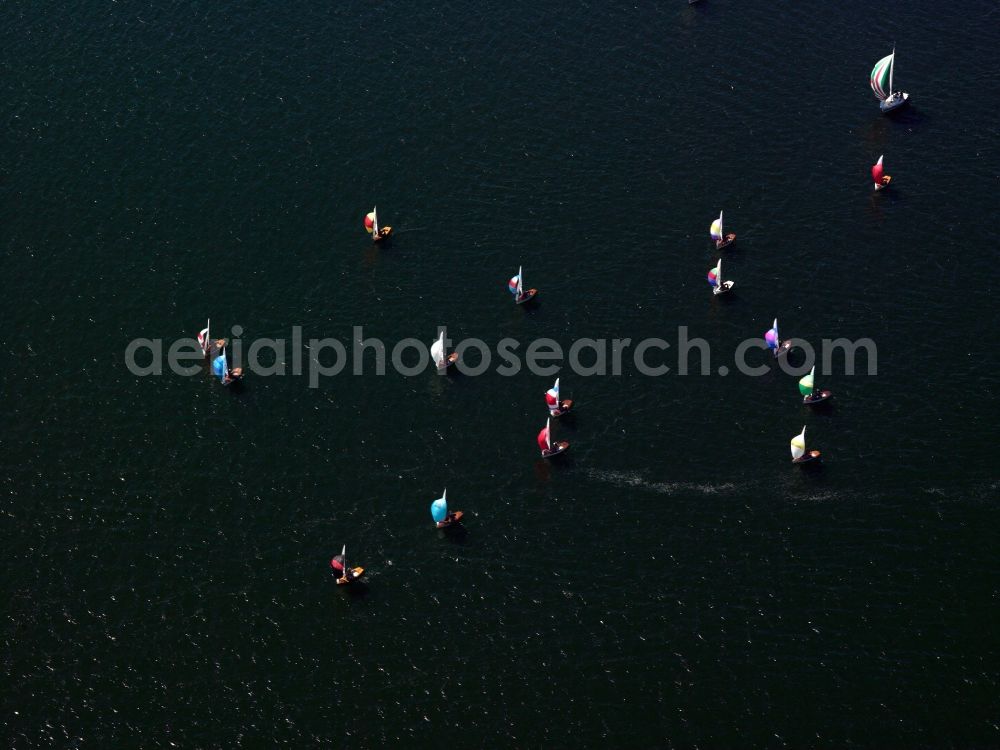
[221,370,244,387]
[874,176,892,191]
[792,450,822,464]
[516,289,538,305]
[436,511,464,529]
[336,567,365,585]
[541,441,570,459]
[879,93,909,114]
[373,226,393,242]
[713,281,735,295]
[803,390,832,405]
[715,234,736,250]
[437,352,459,371]
[549,399,573,417]
[772,340,793,358]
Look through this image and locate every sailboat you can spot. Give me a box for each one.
[430,331,459,371]
[331,544,365,585]
[707,258,734,295]
[790,425,821,464]
[537,417,569,458]
[545,377,573,417]
[872,155,892,191]
[364,206,392,242]
[799,366,832,405]
[211,346,243,386]
[764,318,792,358]
[197,319,211,358]
[870,48,909,114]
[507,266,538,305]
[710,210,736,250]
[430,488,463,529]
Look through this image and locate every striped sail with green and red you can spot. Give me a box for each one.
[870,53,893,101]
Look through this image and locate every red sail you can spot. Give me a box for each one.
[330,555,345,572]
[872,158,884,184]
[536,426,550,451]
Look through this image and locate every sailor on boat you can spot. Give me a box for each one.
[431,489,463,529]
[537,417,569,459]
[870,48,909,114]
[331,544,365,585]
[790,425,821,464]
[707,259,734,295]
[710,210,736,250]
[764,318,792,359]
[364,206,393,243]
[799,366,832,405]
[430,331,459,371]
[508,266,537,305]
[545,378,573,417]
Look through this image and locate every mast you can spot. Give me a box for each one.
[206,318,210,353]
[889,47,895,94]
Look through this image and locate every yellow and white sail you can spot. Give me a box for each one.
[790,426,806,460]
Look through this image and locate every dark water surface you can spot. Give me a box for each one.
[2,1,999,746]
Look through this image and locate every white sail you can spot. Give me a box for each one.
[517,265,523,297]
[718,211,724,238]
[342,544,347,573]
[372,206,379,234]
[773,318,779,340]
[717,258,723,285]
[790,426,806,460]
[546,417,552,451]
[430,332,445,367]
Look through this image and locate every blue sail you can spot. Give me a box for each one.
[431,497,448,523]
[212,352,227,378]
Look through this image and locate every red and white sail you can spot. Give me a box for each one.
[330,544,346,572]
[545,378,560,413]
[197,319,210,355]
[872,155,885,186]
[537,419,552,452]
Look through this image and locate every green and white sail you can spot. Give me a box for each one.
[870,52,894,101]
[798,366,815,397]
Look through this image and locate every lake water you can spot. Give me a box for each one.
[2,0,998,746]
